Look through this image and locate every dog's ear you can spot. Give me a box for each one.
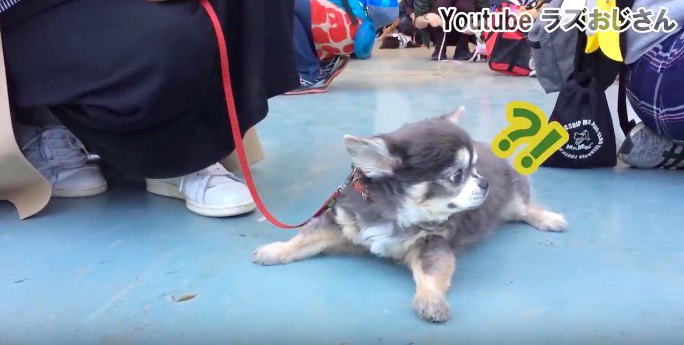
[344,135,399,177]
[444,106,466,125]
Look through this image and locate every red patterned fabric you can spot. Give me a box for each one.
[310,0,359,60]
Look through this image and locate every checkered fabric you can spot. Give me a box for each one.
[628,28,684,143]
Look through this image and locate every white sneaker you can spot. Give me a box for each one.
[17,124,108,197]
[145,163,256,217]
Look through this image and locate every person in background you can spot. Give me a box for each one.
[288,0,351,95]
[412,0,489,61]
[287,0,399,94]
[397,0,419,38]
[617,0,684,169]
[529,0,683,169]
[378,1,423,50]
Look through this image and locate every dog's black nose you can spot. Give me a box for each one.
[478,178,489,190]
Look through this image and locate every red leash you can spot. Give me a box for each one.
[199,0,338,229]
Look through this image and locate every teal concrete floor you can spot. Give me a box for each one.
[1,48,683,345]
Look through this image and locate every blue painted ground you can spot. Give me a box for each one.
[1,49,683,345]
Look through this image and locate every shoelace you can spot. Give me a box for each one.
[296,57,342,89]
[320,56,342,76]
[21,127,89,175]
[177,165,242,193]
[300,78,316,88]
[300,77,325,88]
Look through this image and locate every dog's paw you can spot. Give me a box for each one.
[413,292,450,323]
[252,242,292,266]
[535,211,568,232]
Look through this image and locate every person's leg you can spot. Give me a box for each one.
[5,0,296,178]
[430,27,449,61]
[453,0,476,60]
[452,32,472,60]
[12,108,108,198]
[429,0,453,61]
[293,0,322,82]
[286,0,329,94]
[618,29,684,169]
[3,0,298,215]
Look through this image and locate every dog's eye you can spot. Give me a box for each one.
[450,168,464,184]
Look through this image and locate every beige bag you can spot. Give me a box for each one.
[0,32,52,219]
[0,31,265,219]
[222,128,264,172]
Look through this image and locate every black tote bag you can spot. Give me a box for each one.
[542,0,636,168]
[542,31,620,168]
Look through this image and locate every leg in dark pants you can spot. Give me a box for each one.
[453,0,476,60]
[430,0,475,60]
[293,0,321,82]
[430,26,449,61]
[430,0,458,61]
[2,0,298,178]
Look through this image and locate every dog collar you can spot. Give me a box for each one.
[350,167,370,200]
[312,166,370,218]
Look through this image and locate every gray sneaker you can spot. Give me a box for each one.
[17,124,108,197]
[618,122,684,169]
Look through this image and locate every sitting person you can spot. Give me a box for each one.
[618,14,684,169]
[398,0,418,38]
[412,0,488,61]
[529,0,683,169]
[288,0,398,94]
[1,0,299,218]
[379,18,423,49]
[378,2,423,50]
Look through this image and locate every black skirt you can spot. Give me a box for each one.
[1,0,298,178]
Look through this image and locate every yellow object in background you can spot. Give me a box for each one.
[585,0,623,62]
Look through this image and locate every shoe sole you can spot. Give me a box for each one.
[146,179,256,218]
[52,183,108,198]
[284,87,328,95]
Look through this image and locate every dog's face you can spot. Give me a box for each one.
[344,108,489,227]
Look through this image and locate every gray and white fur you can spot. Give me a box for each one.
[253,107,567,322]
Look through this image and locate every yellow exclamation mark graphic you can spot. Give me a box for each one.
[492,102,569,175]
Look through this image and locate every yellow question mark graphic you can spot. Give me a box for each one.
[492,102,569,175]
